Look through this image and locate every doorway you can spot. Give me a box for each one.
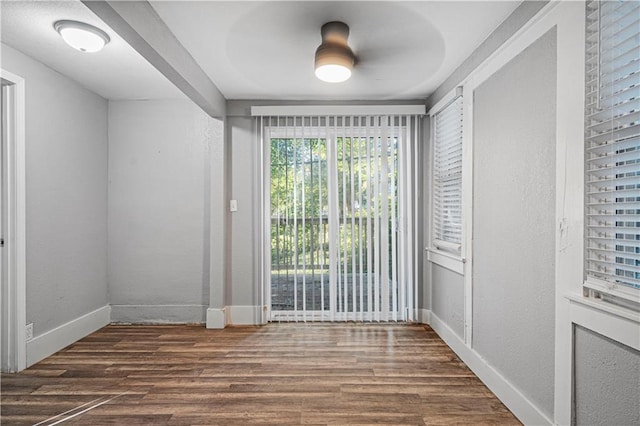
[260,115,420,322]
[0,70,27,372]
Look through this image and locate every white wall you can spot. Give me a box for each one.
[1,44,109,364]
[108,99,223,323]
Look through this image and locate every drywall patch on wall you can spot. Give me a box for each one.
[574,325,640,426]
[472,28,557,418]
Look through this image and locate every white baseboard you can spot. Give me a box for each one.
[417,308,431,324]
[429,312,552,426]
[110,304,206,324]
[26,305,110,367]
[227,305,263,325]
[206,307,226,329]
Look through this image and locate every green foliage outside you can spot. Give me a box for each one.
[270,136,398,274]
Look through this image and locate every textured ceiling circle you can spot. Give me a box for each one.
[225,1,445,100]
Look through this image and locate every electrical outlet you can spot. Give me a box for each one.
[25,323,33,341]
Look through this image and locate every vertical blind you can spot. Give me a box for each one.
[584,0,640,301]
[256,114,420,322]
[432,95,464,253]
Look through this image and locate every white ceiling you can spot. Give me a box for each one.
[0,0,185,100]
[149,1,522,100]
[0,0,521,102]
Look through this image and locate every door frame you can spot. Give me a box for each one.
[1,69,27,372]
[260,118,417,322]
[262,126,334,322]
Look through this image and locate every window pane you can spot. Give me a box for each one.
[433,96,463,248]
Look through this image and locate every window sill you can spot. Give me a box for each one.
[426,248,464,275]
[565,293,640,325]
[565,292,640,351]
[583,278,640,305]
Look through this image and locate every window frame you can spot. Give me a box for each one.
[428,87,465,274]
[583,0,640,306]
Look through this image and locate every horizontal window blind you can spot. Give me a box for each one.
[584,0,640,301]
[432,95,463,253]
[257,115,421,322]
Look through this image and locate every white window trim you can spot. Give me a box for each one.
[427,87,465,274]
[565,292,640,351]
[427,248,464,275]
[583,277,640,306]
[251,104,425,117]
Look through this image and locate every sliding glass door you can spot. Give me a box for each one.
[260,115,419,322]
[270,130,329,315]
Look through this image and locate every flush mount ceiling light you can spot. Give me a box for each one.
[54,20,110,53]
[314,21,356,83]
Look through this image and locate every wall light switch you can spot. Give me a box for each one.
[230,199,238,212]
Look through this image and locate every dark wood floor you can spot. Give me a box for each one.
[1,323,520,425]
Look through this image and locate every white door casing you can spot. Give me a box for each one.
[0,69,27,373]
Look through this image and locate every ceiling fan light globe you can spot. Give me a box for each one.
[315,64,352,83]
[54,21,110,53]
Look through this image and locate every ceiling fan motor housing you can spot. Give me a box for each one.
[315,21,356,70]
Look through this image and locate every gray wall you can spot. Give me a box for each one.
[431,265,464,338]
[574,326,640,426]
[108,99,222,323]
[227,114,256,307]
[472,29,557,418]
[1,44,109,337]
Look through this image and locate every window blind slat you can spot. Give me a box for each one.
[588,96,640,123]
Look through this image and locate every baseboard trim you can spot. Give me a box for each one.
[110,304,206,324]
[429,312,552,426]
[227,305,263,325]
[26,305,110,367]
[417,308,431,324]
[206,308,226,329]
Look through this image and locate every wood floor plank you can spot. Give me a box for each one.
[1,323,521,425]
